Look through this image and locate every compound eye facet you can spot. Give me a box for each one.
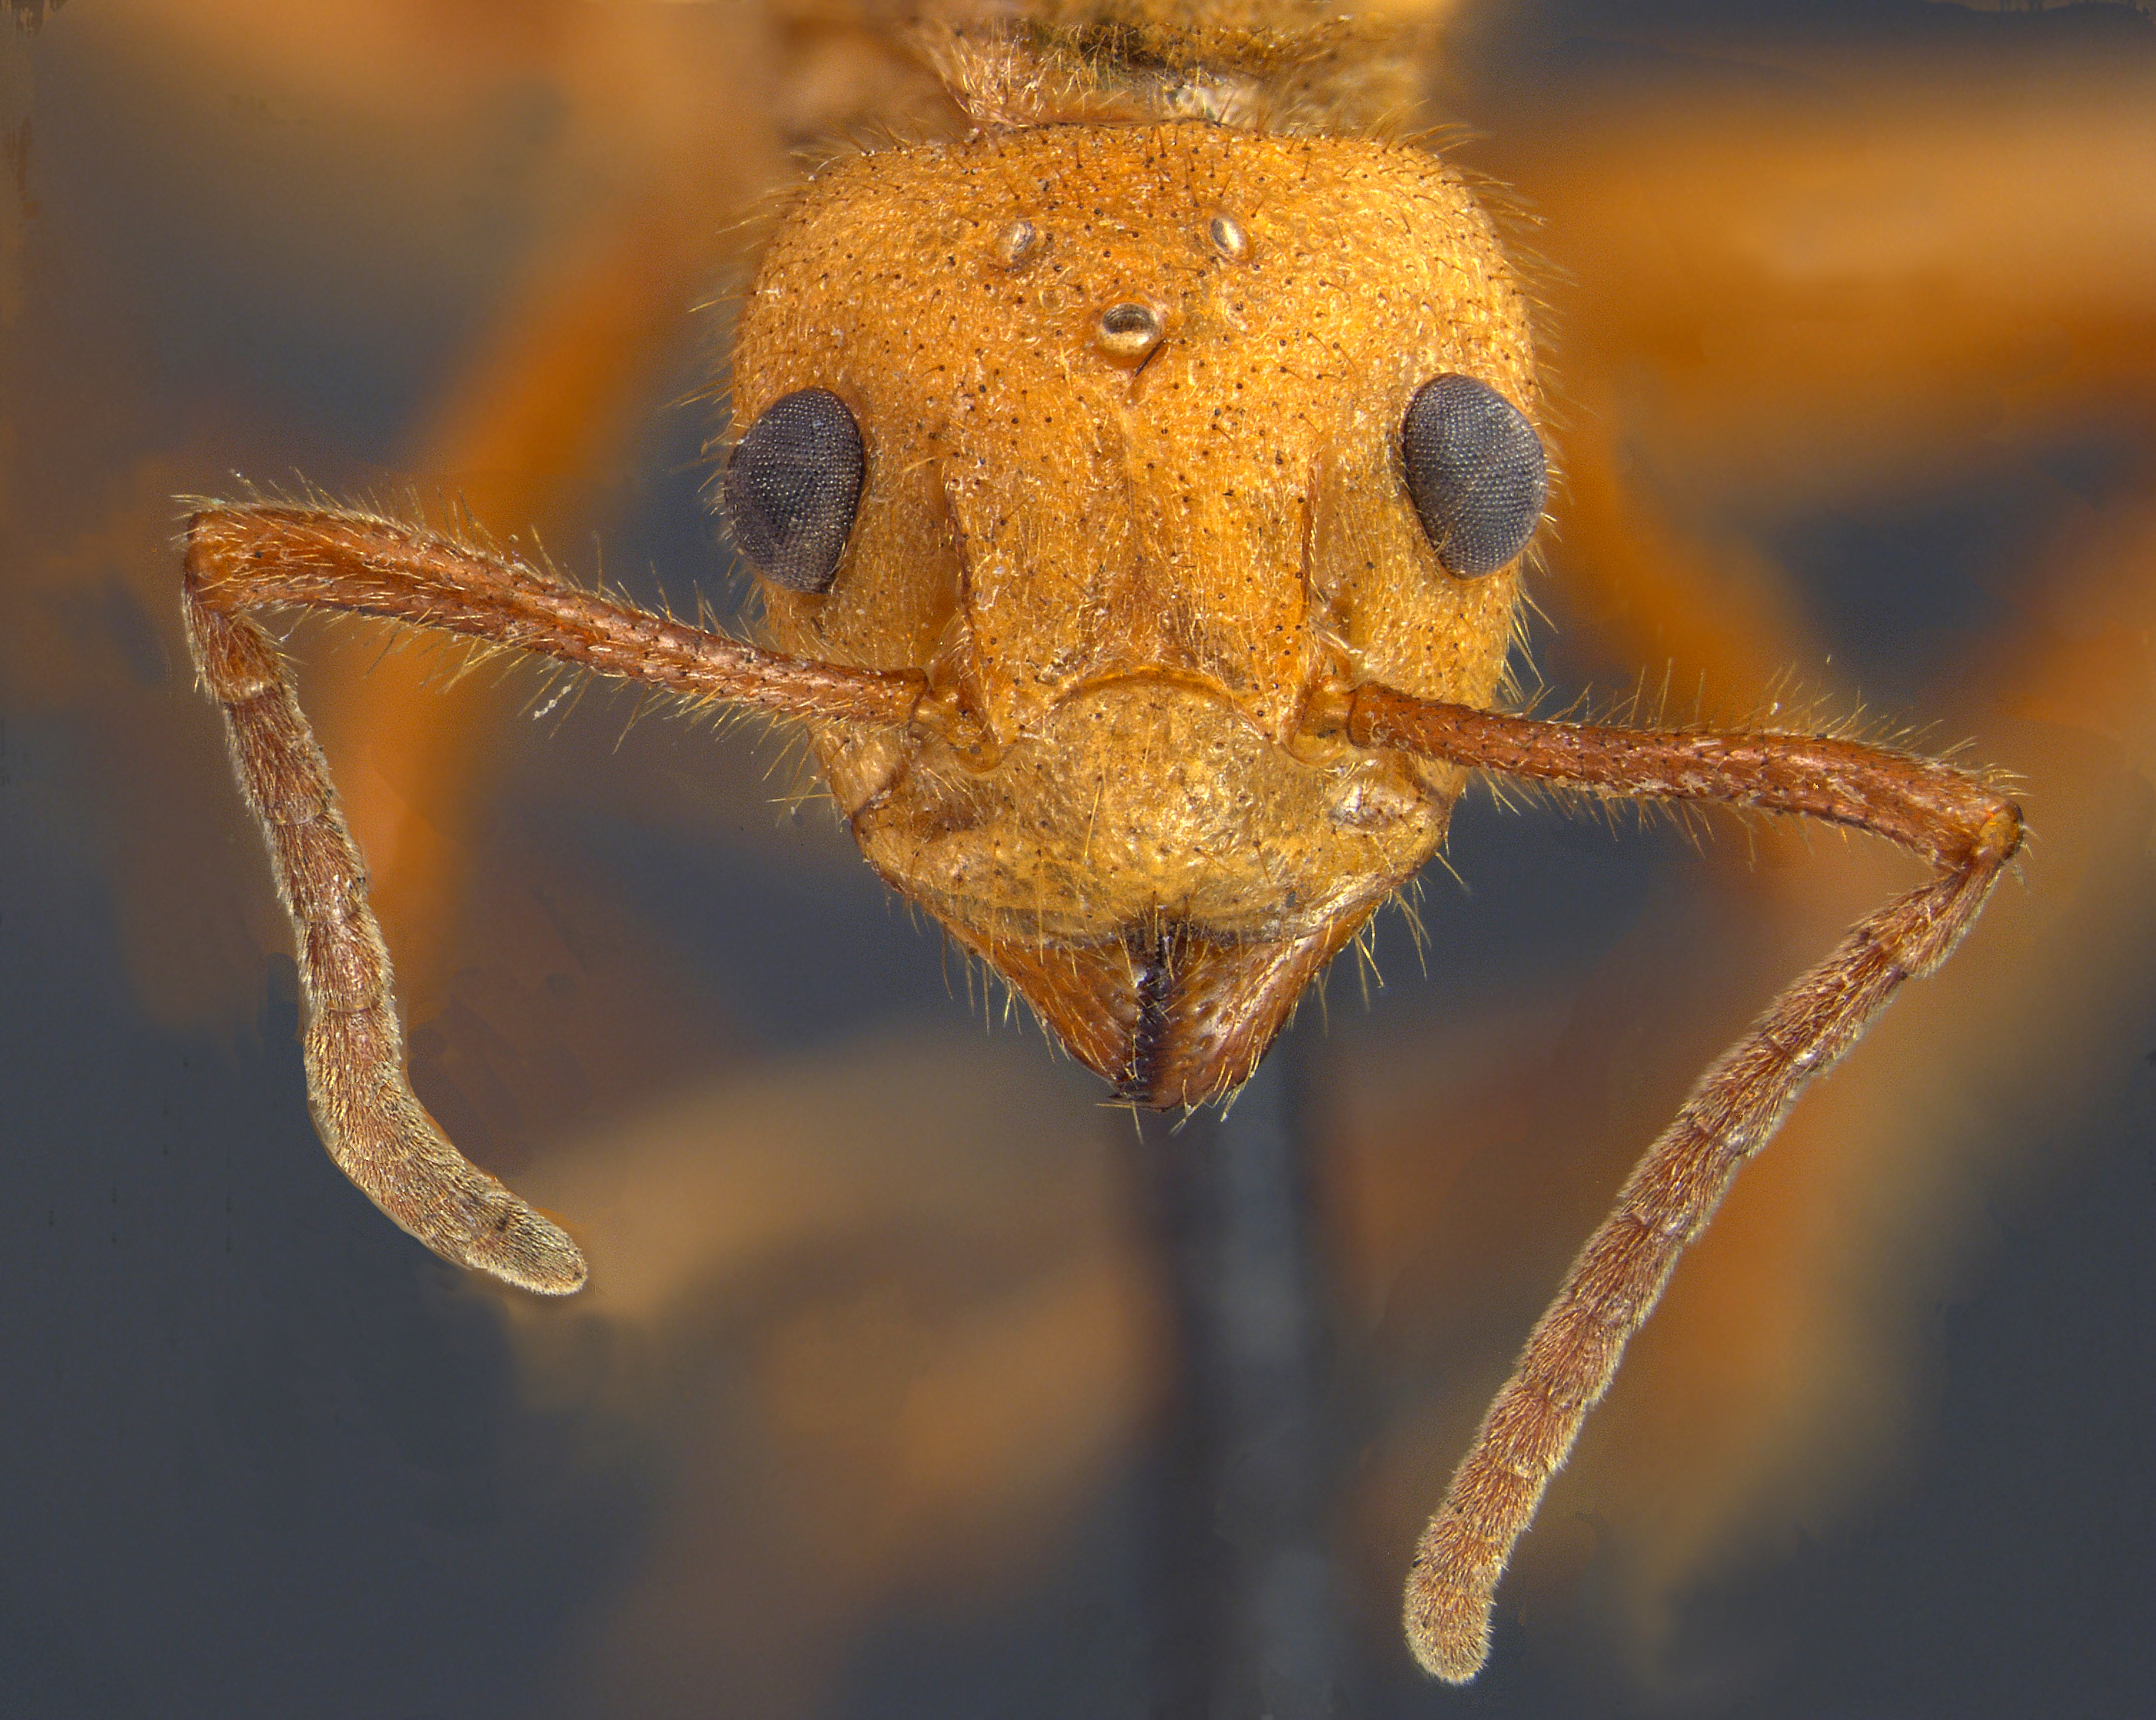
[722,387,865,594]
[1399,375,1547,578]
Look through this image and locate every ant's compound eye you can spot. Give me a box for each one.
[1399,375,1547,578]
[722,387,866,594]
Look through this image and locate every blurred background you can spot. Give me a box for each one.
[1,1,2150,1716]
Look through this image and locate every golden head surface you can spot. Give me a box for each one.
[730,122,1540,1103]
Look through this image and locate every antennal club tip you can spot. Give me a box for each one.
[1404,1557,1498,1685]
[1397,1551,1500,1698]
[453,1203,589,1297]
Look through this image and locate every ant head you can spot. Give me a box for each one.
[722,121,1548,1104]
